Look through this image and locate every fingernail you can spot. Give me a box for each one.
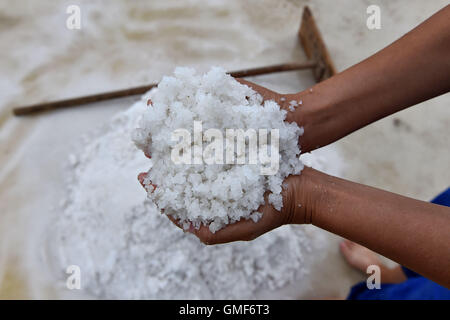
[138,172,147,185]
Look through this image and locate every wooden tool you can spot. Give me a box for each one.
[13,6,335,116]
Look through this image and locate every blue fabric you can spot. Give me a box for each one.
[347,187,450,300]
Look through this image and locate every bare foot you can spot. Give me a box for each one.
[339,240,407,284]
[340,240,382,272]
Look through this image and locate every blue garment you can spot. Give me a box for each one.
[347,187,450,300]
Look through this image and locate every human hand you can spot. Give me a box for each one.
[236,78,301,121]
[236,78,317,153]
[138,82,322,245]
[138,168,322,245]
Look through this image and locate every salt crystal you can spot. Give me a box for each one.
[68,154,78,167]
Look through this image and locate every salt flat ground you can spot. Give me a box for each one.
[0,0,448,298]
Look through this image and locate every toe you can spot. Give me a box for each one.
[138,172,147,186]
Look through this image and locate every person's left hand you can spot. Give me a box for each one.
[138,171,311,245]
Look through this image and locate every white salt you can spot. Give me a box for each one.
[133,67,304,233]
[53,96,316,299]
[288,100,299,112]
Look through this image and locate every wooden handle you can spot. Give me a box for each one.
[12,62,316,116]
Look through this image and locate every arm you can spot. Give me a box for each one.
[185,168,450,288]
[290,5,450,152]
[292,168,450,288]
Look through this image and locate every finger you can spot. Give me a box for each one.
[235,78,286,105]
[194,204,281,245]
[163,210,254,241]
[340,239,355,252]
[138,172,147,187]
[236,78,276,96]
[235,78,267,92]
[167,215,184,229]
[344,239,356,248]
[339,240,354,257]
[167,215,196,233]
[191,218,257,245]
[138,172,157,192]
[165,213,261,244]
